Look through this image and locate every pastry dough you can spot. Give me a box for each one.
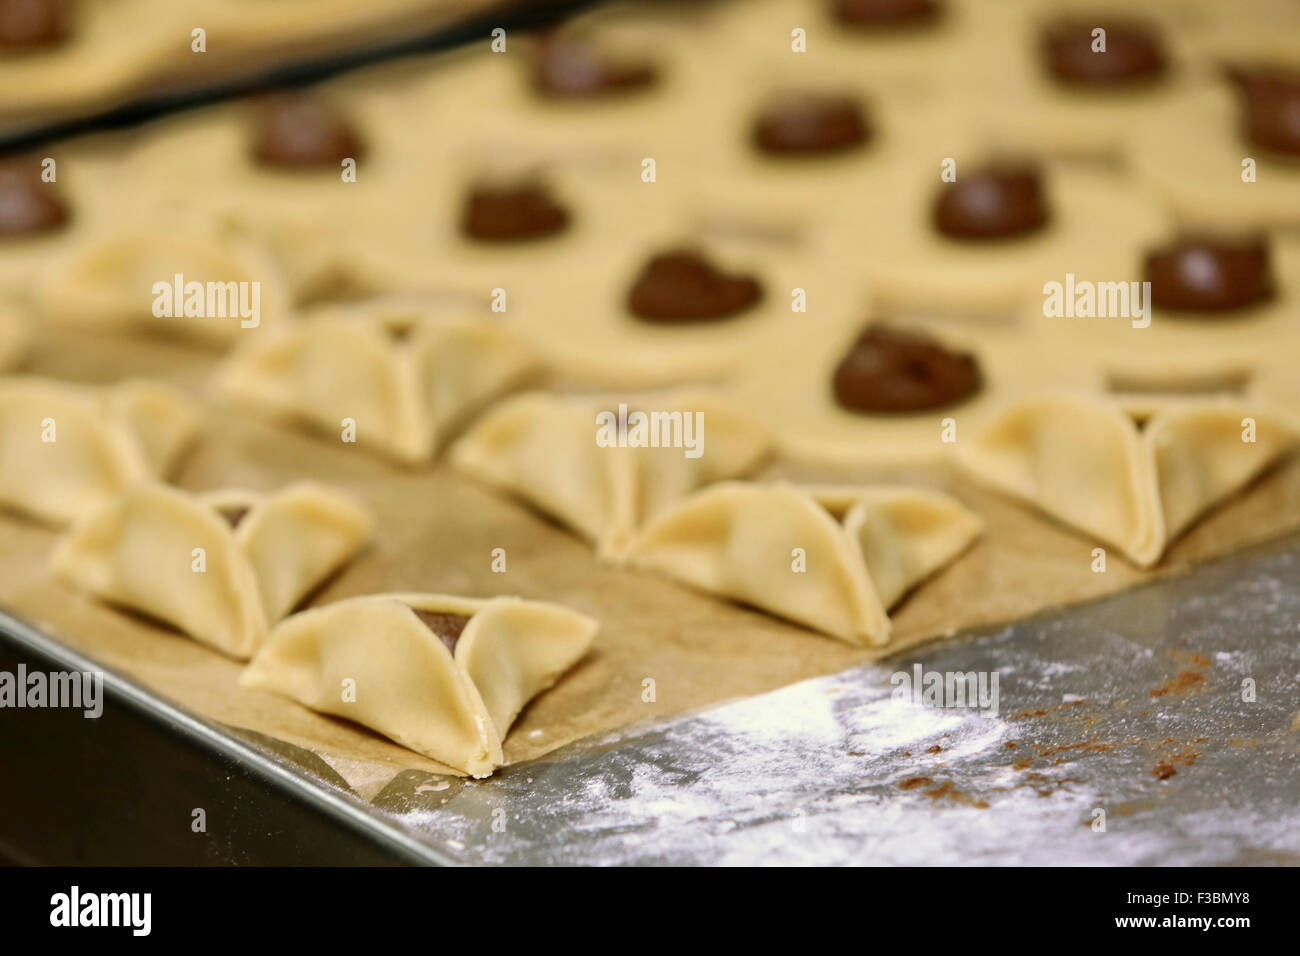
[52,481,372,658]
[957,390,1299,566]
[0,301,31,372]
[1128,77,1300,231]
[0,0,191,132]
[707,0,989,94]
[1030,234,1300,407]
[496,232,808,388]
[451,389,771,558]
[625,481,983,646]
[0,0,501,134]
[213,299,537,463]
[0,377,198,525]
[726,310,1091,467]
[119,87,424,303]
[938,0,1204,161]
[32,227,289,346]
[831,161,1171,317]
[239,592,599,776]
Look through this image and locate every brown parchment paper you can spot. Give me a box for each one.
[3,327,1300,798]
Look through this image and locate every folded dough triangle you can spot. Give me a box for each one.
[625,482,983,645]
[957,391,1299,567]
[33,229,289,346]
[52,482,372,659]
[0,377,199,525]
[451,390,771,559]
[213,300,536,463]
[240,593,599,777]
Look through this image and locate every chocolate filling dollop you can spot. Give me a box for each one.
[217,506,250,529]
[1042,20,1166,86]
[832,0,941,29]
[411,609,471,654]
[461,181,569,241]
[1145,235,1274,313]
[932,163,1049,240]
[531,37,657,98]
[0,160,68,237]
[0,0,70,49]
[833,324,982,413]
[252,93,364,169]
[1226,66,1300,157]
[627,250,763,322]
[752,93,871,156]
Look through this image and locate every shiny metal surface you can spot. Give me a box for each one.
[375,533,1300,865]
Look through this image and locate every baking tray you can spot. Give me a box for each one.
[0,0,601,151]
[4,529,1297,866]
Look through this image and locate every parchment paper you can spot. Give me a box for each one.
[3,326,1299,797]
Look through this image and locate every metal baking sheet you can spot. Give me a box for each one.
[4,531,1298,865]
[0,0,598,151]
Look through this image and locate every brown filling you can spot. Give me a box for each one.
[216,506,250,529]
[531,36,657,98]
[832,0,941,29]
[0,0,70,49]
[252,93,364,169]
[752,93,871,156]
[0,160,69,237]
[461,181,569,242]
[410,608,472,654]
[932,162,1050,241]
[1041,19,1166,87]
[832,324,982,413]
[1226,65,1300,157]
[627,249,763,322]
[1145,235,1274,313]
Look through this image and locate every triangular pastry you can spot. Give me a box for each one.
[450,390,771,558]
[957,391,1299,566]
[0,377,199,525]
[625,482,983,645]
[240,593,599,777]
[213,300,537,463]
[32,228,289,346]
[52,482,372,659]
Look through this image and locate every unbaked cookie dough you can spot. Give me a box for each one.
[1128,71,1300,231]
[625,481,982,646]
[398,3,720,177]
[937,0,1204,161]
[1030,231,1300,409]
[212,297,537,463]
[115,86,420,303]
[826,159,1171,317]
[957,390,1300,566]
[0,377,198,524]
[705,0,990,94]
[451,388,771,559]
[725,309,1089,467]
[491,230,820,388]
[52,481,372,658]
[240,592,598,776]
[0,0,191,131]
[32,225,290,346]
[0,301,32,372]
